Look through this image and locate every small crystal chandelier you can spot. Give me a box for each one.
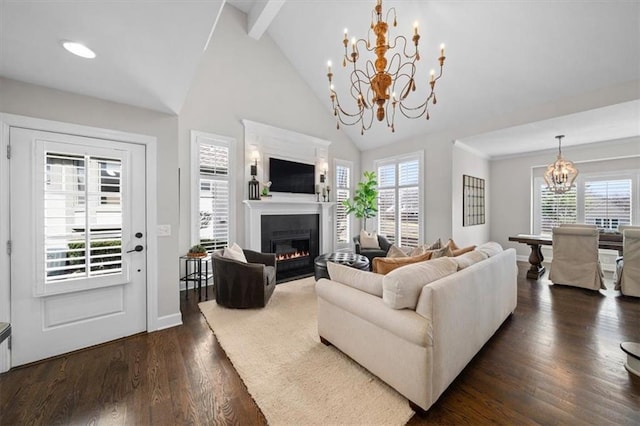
[543,135,579,194]
[326,0,446,135]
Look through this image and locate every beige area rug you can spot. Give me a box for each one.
[199,277,414,425]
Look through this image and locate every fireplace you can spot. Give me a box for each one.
[261,214,319,282]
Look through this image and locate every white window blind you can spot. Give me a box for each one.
[539,184,577,234]
[44,153,123,282]
[376,155,421,246]
[335,163,351,244]
[584,179,632,229]
[198,143,230,251]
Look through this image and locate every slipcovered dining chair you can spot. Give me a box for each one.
[549,226,605,291]
[212,247,277,308]
[615,228,640,297]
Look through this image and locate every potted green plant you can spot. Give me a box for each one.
[342,170,378,231]
[187,244,208,258]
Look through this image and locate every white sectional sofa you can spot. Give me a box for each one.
[316,243,518,412]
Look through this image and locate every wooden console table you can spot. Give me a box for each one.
[509,233,623,280]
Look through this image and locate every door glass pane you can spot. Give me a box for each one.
[44,152,122,282]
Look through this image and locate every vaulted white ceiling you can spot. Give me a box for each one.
[1,0,639,156]
[0,0,225,114]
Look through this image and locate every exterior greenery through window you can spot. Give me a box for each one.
[535,174,634,234]
[198,142,230,251]
[375,154,421,247]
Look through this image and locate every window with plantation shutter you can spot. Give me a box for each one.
[539,184,577,234]
[584,179,631,229]
[533,170,637,235]
[375,154,422,247]
[192,132,235,252]
[335,161,352,245]
[44,153,123,282]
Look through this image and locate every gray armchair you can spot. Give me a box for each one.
[212,248,277,308]
[353,234,392,269]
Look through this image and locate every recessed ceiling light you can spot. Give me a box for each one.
[62,41,96,59]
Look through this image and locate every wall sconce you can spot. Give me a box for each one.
[250,158,258,177]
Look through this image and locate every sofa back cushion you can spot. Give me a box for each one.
[453,250,488,270]
[382,257,458,309]
[373,252,432,275]
[327,262,384,297]
[476,241,503,257]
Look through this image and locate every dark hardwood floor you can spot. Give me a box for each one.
[1,262,639,425]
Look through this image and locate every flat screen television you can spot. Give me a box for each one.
[268,158,315,194]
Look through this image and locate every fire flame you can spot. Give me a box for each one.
[276,250,309,261]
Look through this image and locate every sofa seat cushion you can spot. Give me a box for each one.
[383,257,458,310]
[316,279,432,347]
[327,262,383,297]
[373,252,432,275]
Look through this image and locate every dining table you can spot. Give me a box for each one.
[508,233,623,279]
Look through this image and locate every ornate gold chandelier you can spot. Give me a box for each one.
[326,0,446,135]
[543,135,579,194]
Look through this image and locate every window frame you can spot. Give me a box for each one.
[190,131,236,249]
[533,169,638,234]
[333,158,353,250]
[374,151,423,247]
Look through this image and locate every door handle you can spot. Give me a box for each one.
[126,245,144,253]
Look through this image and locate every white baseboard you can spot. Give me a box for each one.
[153,312,183,331]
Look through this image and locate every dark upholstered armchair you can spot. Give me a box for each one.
[353,234,392,269]
[212,248,277,308]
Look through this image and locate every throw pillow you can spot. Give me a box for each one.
[476,241,503,257]
[359,229,380,249]
[326,262,384,297]
[446,238,460,251]
[454,250,488,270]
[452,245,476,257]
[372,252,432,275]
[382,257,458,310]
[408,238,442,256]
[223,242,247,263]
[430,245,453,259]
[386,244,409,258]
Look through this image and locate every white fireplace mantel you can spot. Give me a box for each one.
[243,200,335,254]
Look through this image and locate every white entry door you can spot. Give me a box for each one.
[9,128,147,366]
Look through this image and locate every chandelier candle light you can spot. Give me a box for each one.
[543,135,579,194]
[326,0,446,135]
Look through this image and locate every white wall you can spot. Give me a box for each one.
[361,131,454,245]
[178,5,360,253]
[452,142,490,246]
[0,77,181,321]
[491,136,640,258]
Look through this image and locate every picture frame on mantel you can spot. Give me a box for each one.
[463,175,485,227]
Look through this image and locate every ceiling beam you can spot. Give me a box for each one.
[247,0,286,40]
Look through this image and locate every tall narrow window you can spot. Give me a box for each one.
[334,160,352,246]
[192,132,235,251]
[376,153,422,247]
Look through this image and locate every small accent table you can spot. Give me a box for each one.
[180,254,212,300]
[620,342,640,377]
